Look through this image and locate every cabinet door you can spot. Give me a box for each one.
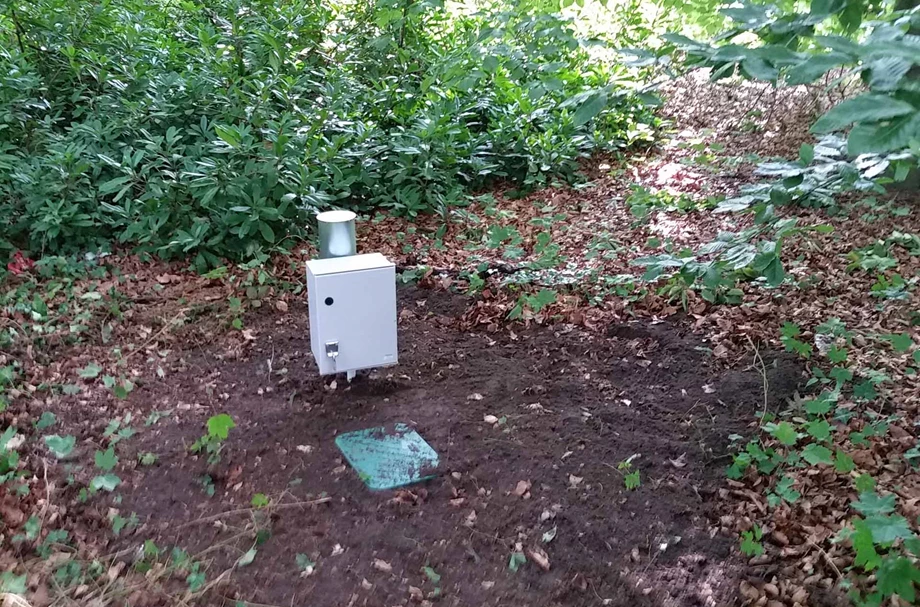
[314,267,397,373]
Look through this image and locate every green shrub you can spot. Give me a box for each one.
[0,0,655,269]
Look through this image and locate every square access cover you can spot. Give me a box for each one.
[334,424,439,490]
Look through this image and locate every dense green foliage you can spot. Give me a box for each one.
[0,0,654,268]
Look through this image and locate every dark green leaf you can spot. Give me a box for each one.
[853,380,877,401]
[259,222,275,244]
[853,518,881,571]
[847,113,920,155]
[786,52,849,85]
[572,92,608,127]
[812,95,916,134]
[877,556,920,602]
[799,143,814,165]
[882,333,913,353]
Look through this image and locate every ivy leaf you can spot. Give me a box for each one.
[805,394,833,415]
[78,363,103,379]
[827,346,848,364]
[853,380,877,401]
[806,419,831,441]
[852,492,896,516]
[207,414,236,440]
[251,493,269,508]
[780,322,801,338]
[95,447,118,471]
[852,518,881,571]
[877,556,920,603]
[90,474,121,492]
[0,572,27,594]
[801,443,833,465]
[882,333,913,353]
[855,474,876,493]
[44,434,76,459]
[864,514,914,544]
[35,411,57,430]
[834,450,855,474]
[830,366,853,384]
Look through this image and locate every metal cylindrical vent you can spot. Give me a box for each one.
[316,210,357,259]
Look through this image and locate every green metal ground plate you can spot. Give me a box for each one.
[334,423,439,490]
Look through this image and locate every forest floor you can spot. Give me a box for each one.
[2,74,919,607]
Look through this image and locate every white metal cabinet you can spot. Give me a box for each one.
[306,253,397,375]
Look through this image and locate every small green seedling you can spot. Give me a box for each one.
[296,553,315,575]
[138,452,158,466]
[740,525,764,556]
[190,413,235,465]
[617,455,641,490]
[508,552,527,572]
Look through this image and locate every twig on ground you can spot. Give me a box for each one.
[123,309,188,362]
[808,539,843,581]
[746,335,769,426]
[175,497,332,530]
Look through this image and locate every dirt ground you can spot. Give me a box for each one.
[42,285,803,607]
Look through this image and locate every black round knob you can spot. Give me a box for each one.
[324,297,334,306]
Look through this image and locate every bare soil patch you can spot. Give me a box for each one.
[42,286,803,607]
